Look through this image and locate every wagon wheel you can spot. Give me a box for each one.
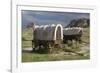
[32,40,35,52]
[48,43,54,53]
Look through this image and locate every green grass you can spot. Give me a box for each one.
[22,28,33,40]
[22,28,33,48]
[81,27,90,44]
[22,52,89,62]
[22,41,32,48]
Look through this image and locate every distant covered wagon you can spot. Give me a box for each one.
[32,24,63,52]
[63,27,83,43]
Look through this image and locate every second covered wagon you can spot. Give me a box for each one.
[63,27,83,43]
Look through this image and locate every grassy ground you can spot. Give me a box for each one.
[22,52,89,62]
[22,28,33,48]
[22,27,90,62]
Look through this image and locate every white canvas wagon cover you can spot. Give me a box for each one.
[33,24,63,41]
[63,27,83,35]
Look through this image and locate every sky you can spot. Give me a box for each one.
[22,10,90,28]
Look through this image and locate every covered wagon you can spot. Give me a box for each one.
[63,27,83,43]
[32,24,63,52]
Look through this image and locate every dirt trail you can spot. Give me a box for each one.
[78,45,90,56]
[22,48,32,51]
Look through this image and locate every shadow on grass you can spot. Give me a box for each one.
[22,48,50,54]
